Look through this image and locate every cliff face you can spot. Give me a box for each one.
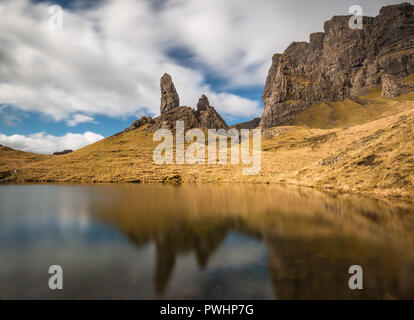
[261,2,414,128]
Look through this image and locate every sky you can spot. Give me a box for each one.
[0,0,410,154]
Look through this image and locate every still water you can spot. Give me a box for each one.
[1,184,414,299]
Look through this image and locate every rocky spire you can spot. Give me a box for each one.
[160,73,179,115]
[127,77,228,132]
[196,94,209,112]
[196,94,228,130]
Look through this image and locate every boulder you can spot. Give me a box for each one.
[125,116,154,131]
[53,150,73,156]
[382,74,414,98]
[382,74,402,98]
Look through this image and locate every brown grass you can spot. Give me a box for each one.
[1,79,414,202]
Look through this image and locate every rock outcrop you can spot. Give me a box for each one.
[160,73,180,115]
[195,95,228,129]
[230,118,261,130]
[382,74,403,98]
[152,106,201,131]
[128,74,228,132]
[381,73,414,97]
[53,149,73,156]
[125,116,155,131]
[261,2,414,128]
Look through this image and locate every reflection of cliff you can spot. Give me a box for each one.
[89,184,414,299]
[264,235,414,299]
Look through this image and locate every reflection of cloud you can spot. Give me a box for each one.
[163,233,273,299]
[208,233,266,269]
[0,185,94,236]
[58,203,91,232]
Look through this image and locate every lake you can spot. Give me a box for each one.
[1,184,414,299]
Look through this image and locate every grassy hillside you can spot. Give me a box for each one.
[0,145,46,180]
[1,76,414,201]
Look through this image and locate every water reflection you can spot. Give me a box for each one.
[1,184,414,299]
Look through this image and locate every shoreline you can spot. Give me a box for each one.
[2,179,413,205]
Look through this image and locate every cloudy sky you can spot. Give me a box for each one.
[0,0,409,154]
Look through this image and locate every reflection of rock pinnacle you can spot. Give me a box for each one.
[154,239,176,295]
[194,227,229,269]
[151,223,230,293]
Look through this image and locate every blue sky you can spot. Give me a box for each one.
[0,0,408,153]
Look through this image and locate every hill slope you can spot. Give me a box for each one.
[1,78,413,201]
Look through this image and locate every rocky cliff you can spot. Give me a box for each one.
[261,2,414,128]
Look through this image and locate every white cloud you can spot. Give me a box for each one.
[0,131,104,154]
[1,113,22,127]
[0,0,262,123]
[66,114,96,127]
[0,0,404,125]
